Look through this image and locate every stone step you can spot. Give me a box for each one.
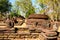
[0,26,7,29]
[0,23,7,26]
[0,39,10,40]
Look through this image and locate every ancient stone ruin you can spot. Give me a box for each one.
[0,14,60,40]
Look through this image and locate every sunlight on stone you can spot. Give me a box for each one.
[14,23,26,28]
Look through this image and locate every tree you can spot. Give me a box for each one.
[0,0,12,13]
[38,0,60,21]
[15,0,35,18]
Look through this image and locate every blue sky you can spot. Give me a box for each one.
[9,0,15,5]
[31,0,42,13]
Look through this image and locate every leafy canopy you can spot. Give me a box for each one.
[0,0,12,13]
[15,0,35,18]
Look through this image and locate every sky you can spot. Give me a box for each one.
[31,0,42,13]
[9,0,15,5]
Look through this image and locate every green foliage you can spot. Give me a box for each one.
[0,0,12,13]
[25,7,35,17]
[10,11,20,18]
[39,3,46,9]
[38,0,60,20]
[15,0,35,18]
[40,9,45,14]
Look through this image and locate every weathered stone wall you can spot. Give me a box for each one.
[26,19,50,29]
[0,33,45,40]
